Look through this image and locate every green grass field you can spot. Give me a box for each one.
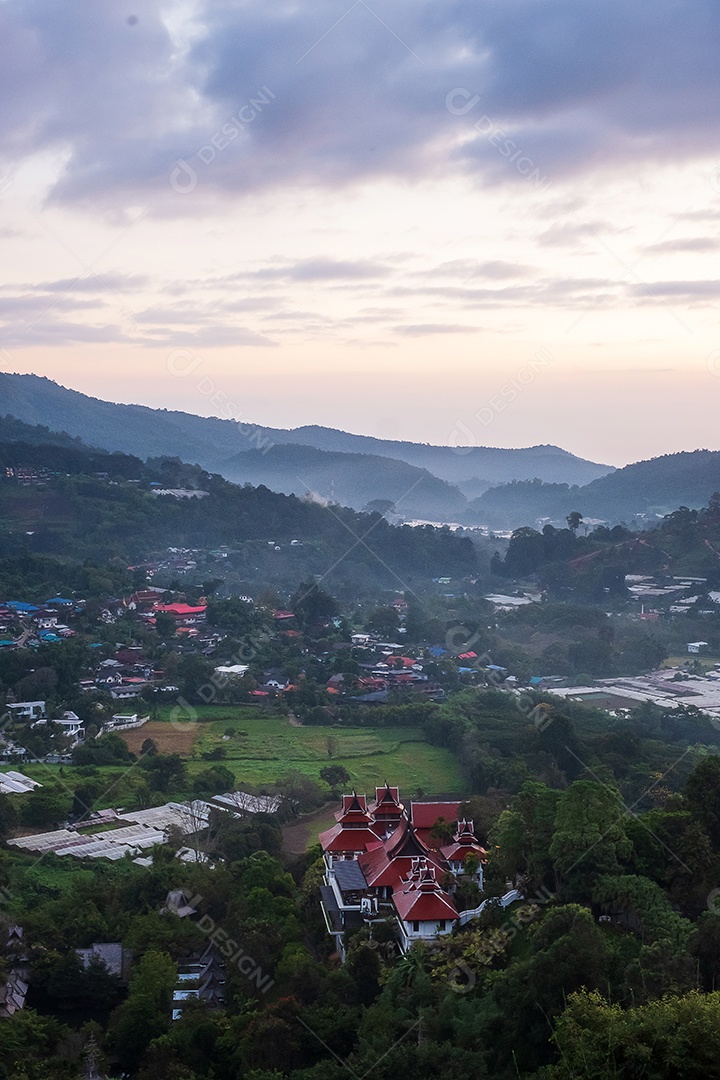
[165,705,466,795]
[9,707,466,816]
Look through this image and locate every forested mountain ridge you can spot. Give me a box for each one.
[222,443,468,519]
[468,450,720,528]
[0,374,611,511]
[3,376,720,530]
[0,418,477,592]
[266,423,612,486]
[494,497,720,591]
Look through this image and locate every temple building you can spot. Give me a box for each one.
[319,783,488,957]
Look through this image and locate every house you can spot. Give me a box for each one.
[76,943,131,982]
[688,641,710,655]
[261,670,290,691]
[31,711,84,747]
[393,862,459,952]
[172,943,226,1021]
[109,686,143,700]
[0,926,30,1019]
[34,613,58,629]
[7,701,46,721]
[319,784,487,957]
[99,713,148,735]
[154,602,207,625]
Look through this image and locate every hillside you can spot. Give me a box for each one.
[467,451,720,528]
[222,444,467,520]
[578,450,720,521]
[268,424,613,486]
[0,375,611,516]
[0,422,477,593]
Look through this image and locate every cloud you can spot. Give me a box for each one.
[393,322,480,335]
[253,258,392,282]
[35,273,149,293]
[136,326,276,348]
[3,1,720,210]
[646,238,720,254]
[627,280,720,301]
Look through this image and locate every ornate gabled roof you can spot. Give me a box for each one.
[334,792,372,824]
[440,819,488,864]
[386,818,430,859]
[319,823,383,853]
[455,819,478,843]
[393,867,459,922]
[358,822,445,889]
[369,782,405,819]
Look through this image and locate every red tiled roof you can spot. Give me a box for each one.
[337,793,369,817]
[155,603,207,616]
[319,824,383,853]
[411,802,461,829]
[368,783,404,816]
[358,820,443,888]
[393,869,459,922]
[440,842,488,863]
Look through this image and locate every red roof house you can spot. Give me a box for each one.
[392,862,459,950]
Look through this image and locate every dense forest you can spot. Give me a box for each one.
[3,698,720,1078]
[0,418,476,594]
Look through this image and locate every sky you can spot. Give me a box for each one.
[1,0,720,467]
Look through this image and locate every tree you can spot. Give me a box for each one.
[685,755,720,848]
[141,753,187,793]
[550,780,632,896]
[566,511,583,533]
[19,786,72,828]
[73,733,135,766]
[319,765,351,792]
[154,611,176,639]
[366,606,401,638]
[192,764,234,796]
[108,950,177,1071]
[543,989,720,1079]
[363,499,396,515]
[278,770,324,815]
[0,793,17,841]
[290,581,338,630]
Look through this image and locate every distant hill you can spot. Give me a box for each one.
[0,375,612,519]
[577,451,720,521]
[222,444,467,520]
[466,451,720,529]
[266,424,612,487]
[0,427,477,592]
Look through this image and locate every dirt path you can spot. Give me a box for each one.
[282,804,335,856]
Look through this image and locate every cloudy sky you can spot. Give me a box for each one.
[1,0,720,466]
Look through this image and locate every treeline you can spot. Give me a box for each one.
[0,435,477,588]
[5,756,720,1077]
[491,495,720,589]
[422,688,718,799]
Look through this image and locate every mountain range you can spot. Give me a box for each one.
[1,372,719,527]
